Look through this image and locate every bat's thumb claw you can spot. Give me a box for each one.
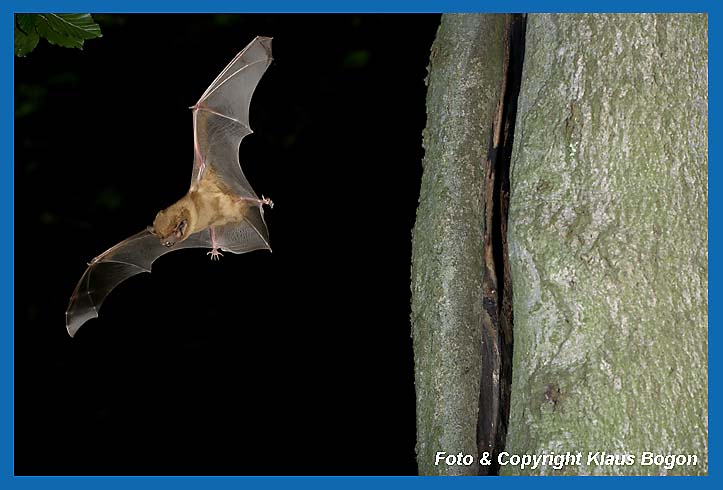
[261,195,274,209]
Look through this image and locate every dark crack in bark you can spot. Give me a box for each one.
[477,13,526,476]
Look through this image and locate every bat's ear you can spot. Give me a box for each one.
[176,219,188,239]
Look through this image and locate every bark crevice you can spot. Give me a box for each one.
[477,13,526,476]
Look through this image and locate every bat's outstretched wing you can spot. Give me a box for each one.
[66,225,269,337]
[66,229,209,337]
[191,36,273,199]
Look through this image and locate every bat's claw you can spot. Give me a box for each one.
[207,249,224,261]
[261,195,274,209]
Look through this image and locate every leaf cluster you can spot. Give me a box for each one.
[15,14,102,57]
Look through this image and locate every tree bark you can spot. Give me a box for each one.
[411,14,505,476]
[503,14,708,475]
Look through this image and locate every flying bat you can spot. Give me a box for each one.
[66,36,275,337]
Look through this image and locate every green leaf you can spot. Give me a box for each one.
[16,14,39,34]
[35,20,82,49]
[15,25,39,57]
[41,14,101,40]
[35,13,102,49]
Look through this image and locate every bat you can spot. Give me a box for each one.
[66,36,275,337]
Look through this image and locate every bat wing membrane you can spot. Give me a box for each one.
[215,206,271,253]
[66,229,213,337]
[66,220,271,337]
[191,36,273,199]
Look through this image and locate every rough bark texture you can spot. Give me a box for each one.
[411,14,505,476]
[504,14,708,475]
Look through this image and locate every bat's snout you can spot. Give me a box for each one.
[161,223,188,247]
[146,225,175,247]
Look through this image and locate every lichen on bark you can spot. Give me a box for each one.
[411,14,505,475]
[504,14,708,475]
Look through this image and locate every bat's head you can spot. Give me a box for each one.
[152,203,191,247]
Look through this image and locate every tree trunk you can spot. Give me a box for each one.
[504,14,708,475]
[412,13,707,477]
[411,14,505,476]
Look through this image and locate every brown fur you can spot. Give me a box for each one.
[152,166,250,243]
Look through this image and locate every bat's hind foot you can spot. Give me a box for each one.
[261,195,274,209]
[207,249,224,261]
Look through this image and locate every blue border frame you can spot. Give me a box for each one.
[1,1,717,13]
[5,1,715,488]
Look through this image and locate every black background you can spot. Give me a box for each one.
[15,14,440,475]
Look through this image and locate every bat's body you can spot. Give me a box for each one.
[67,36,274,337]
[153,166,272,258]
